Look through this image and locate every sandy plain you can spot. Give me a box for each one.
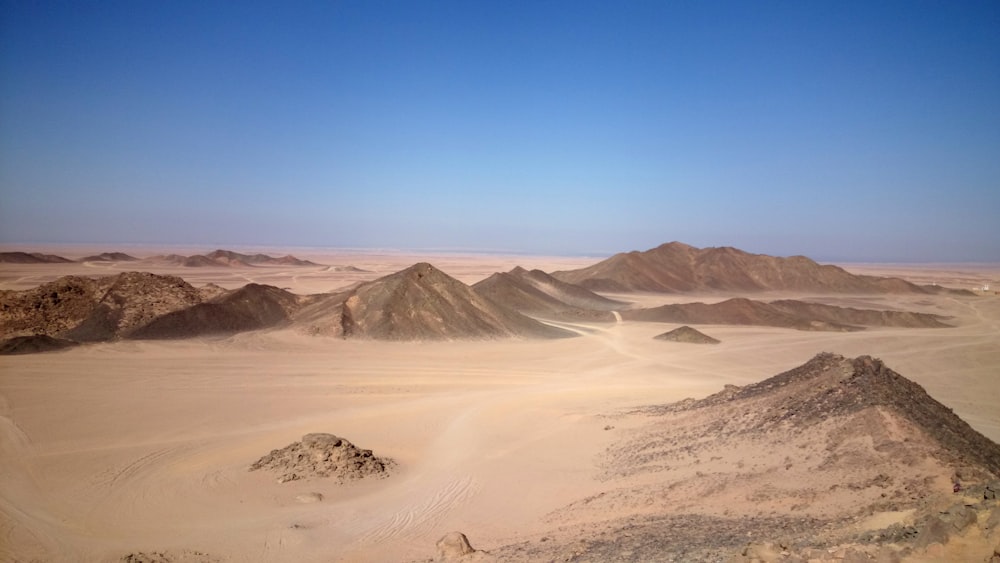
[1,247,998,562]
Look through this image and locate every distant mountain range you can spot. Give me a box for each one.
[0,249,319,267]
[1,241,976,353]
[552,241,962,294]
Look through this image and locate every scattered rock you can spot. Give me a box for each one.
[249,433,392,484]
[119,550,219,563]
[294,492,324,503]
[435,532,495,562]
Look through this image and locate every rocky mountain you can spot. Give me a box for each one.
[552,242,938,294]
[621,297,950,331]
[335,263,574,340]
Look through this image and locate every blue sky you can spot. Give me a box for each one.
[1,1,998,261]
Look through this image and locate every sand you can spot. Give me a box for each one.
[1,248,998,562]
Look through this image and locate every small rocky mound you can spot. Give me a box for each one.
[654,325,720,344]
[0,335,78,355]
[249,433,393,483]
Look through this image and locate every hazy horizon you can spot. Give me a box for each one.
[2,1,998,262]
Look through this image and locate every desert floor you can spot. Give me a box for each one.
[1,248,998,562]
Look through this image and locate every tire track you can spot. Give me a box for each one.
[358,475,478,544]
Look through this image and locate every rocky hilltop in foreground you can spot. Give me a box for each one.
[485,353,1000,562]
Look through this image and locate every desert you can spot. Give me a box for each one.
[1,243,998,562]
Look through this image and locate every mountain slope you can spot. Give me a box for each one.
[130,284,300,339]
[472,267,622,322]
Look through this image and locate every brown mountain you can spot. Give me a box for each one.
[653,325,720,344]
[130,283,300,339]
[621,297,950,331]
[78,252,139,262]
[298,263,575,340]
[0,251,73,264]
[472,266,624,322]
[552,242,932,294]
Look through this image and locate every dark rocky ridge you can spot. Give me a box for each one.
[0,251,73,264]
[678,353,1000,475]
[622,297,950,331]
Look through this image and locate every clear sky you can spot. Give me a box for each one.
[1,1,998,261]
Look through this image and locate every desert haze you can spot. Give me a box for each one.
[1,244,999,562]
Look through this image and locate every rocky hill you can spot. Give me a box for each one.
[493,354,1000,561]
[621,297,950,331]
[552,242,939,294]
[337,263,574,340]
[472,266,623,322]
